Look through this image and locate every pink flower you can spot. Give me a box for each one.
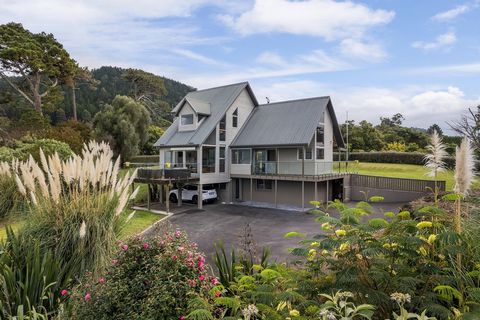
[112,259,118,265]
[178,246,184,252]
[61,289,68,296]
[98,277,105,284]
[121,244,128,251]
[199,275,205,281]
[179,316,186,320]
[172,255,177,261]
[211,278,219,285]
[175,230,182,237]
[143,243,150,249]
[188,279,196,287]
[84,293,91,302]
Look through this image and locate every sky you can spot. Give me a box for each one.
[1,0,480,133]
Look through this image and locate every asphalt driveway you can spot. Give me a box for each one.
[152,202,405,263]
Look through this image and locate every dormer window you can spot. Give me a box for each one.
[232,108,238,127]
[181,114,194,125]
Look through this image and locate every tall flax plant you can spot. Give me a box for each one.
[13,141,138,278]
[424,130,447,205]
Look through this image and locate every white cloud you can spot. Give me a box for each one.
[255,52,287,67]
[339,39,387,62]
[432,4,471,21]
[254,80,479,131]
[219,0,395,40]
[171,48,230,67]
[409,62,480,75]
[412,31,457,51]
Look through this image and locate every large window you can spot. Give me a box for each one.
[202,146,216,173]
[219,115,226,141]
[232,108,238,127]
[298,148,313,160]
[181,114,194,125]
[316,125,325,160]
[256,179,272,190]
[219,147,225,173]
[232,149,251,164]
[316,126,324,147]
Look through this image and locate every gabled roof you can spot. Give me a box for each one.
[154,82,258,147]
[230,96,345,148]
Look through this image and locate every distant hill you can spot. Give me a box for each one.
[61,66,196,123]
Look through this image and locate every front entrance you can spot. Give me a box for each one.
[332,179,344,201]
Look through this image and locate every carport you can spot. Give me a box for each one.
[133,167,206,212]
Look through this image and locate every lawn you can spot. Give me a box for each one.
[354,162,458,190]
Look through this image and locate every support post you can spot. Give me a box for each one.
[147,184,151,211]
[250,178,253,202]
[274,179,278,208]
[314,181,318,202]
[301,180,305,211]
[302,146,305,176]
[159,185,164,204]
[326,180,329,202]
[177,183,182,207]
[166,182,170,214]
[198,183,203,210]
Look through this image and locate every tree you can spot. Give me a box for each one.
[122,68,167,102]
[93,95,151,161]
[427,124,443,136]
[64,66,98,121]
[143,125,165,155]
[0,23,76,114]
[449,105,480,153]
[341,120,385,151]
[380,113,404,127]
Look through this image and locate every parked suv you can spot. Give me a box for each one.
[169,184,217,204]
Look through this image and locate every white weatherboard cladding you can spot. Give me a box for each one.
[200,88,256,184]
[178,102,197,132]
[323,109,334,163]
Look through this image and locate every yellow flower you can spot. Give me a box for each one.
[321,249,329,256]
[339,242,350,252]
[419,247,428,256]
[356,253,363,260]
[383,243,391,249]
[310,241,320,247]
[335,229,347,237]
[308,249,317,256]
[427,234,437,244]
[416,221,433,229]
[289,309,300,317]
[321,223,331,230]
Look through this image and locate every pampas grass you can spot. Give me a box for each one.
[454,138,475,196]
[424,130,447,205]
[0,160,26,219]
[10,141,137,277]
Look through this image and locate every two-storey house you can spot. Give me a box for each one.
[154,81,346,210]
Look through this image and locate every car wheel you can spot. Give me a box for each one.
[169,194,178,203]
[192,195,198,204]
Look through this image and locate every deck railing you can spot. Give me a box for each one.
[351,174,446,192]
[251,161,358,176]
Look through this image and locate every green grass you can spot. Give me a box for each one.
[354,162,458,190]
[0,219,24,241]
[119,210,164,239]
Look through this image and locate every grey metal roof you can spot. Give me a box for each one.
[173,97,211,116]
[231,96,345,148]
[155,82,258,147]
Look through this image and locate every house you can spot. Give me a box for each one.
[154,81,347,210]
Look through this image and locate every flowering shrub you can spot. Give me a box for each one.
[69,228,213,319]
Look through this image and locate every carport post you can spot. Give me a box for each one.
[177,183,182,207]
[198,183,203,209]
[159,185,163,204]
[250,178,253,202]
[147,184,151,211]
[326,180,329,202]
[301,180,305,211]
[314,181,318,202]
[274,179,278,208]
[166,183,170,214]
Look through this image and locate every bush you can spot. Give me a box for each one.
[0,162,26,219]
[69,228,213,320]
[14,141,136,278]
[43,126,85,154]
[129,154,159,164]
[16,138,73,162]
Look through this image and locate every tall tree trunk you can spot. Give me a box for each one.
[72,85,77,121]
[34,92,42,115]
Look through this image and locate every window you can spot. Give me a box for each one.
[256,179,272,190]
[232,108,238,127]
[219,115,226,141]
[181,114,194,125]
[297,148,313,160]
[316,148,324,160]
[232,149,251,164]
[202,146,216,173]
[316,126,324,147]
[219,147,226,173]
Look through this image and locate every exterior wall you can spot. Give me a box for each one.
[350,187,428,203]
[178,102,198,132]
[231,163,251,175]
[323,108,334,163]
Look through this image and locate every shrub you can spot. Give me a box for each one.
[129,154,159,164]
[16,138,73,162]
[69,228,213,320]
[0,228,70,318]
[14,141,137,277]
[43,126,85,154]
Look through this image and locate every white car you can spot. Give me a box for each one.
[169,184,217,204]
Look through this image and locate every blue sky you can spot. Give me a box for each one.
[1,0,480,132]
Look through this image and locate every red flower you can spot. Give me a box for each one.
[61,289,68,296]
[179,316,186,320]
[172,255,177,261]
[199,275,205,281]
[143,243,150,249]
[84,293,91,302]
[215,290,222,297]
[121,244,128,251]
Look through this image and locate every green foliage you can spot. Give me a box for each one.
[0,139,73,162]
[318,291,374,319]
[70,229,213,320]
[142,125,165,155]
[0,227,71,318]
[386,142,407,152]
[0,169,25,219]
[93,95,151,161]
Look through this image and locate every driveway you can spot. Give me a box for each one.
[150,202,405,263]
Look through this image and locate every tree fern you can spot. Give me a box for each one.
[186,309,214,320]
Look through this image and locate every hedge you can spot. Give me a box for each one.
[335,152,461,169]
[129,155,159,164]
